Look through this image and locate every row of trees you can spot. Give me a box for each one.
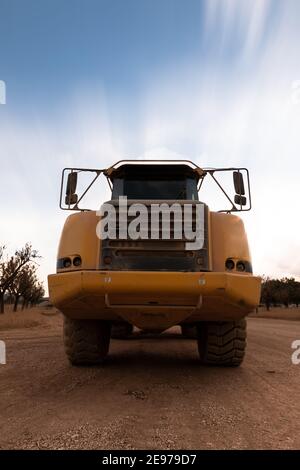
[0,244,45,313]
[260,277,300,310]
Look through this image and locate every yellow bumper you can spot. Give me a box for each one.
[48,270,261,329]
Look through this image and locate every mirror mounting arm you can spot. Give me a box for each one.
[59,168,107,211]
[209,171,238,212]
[74,170,102,209]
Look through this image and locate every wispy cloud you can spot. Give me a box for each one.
[203,0,273,58]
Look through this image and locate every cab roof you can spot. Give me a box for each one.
[105,160,204,181]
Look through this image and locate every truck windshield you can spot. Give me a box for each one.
[112,178,199,200]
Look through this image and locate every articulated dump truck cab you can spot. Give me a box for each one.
[48,160,261,366]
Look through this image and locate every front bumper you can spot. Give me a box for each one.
[48,270,261,329]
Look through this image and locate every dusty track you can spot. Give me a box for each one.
[0,316,300,449]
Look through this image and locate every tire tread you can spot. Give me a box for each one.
[197,319,247,367]
[63,317,111,365]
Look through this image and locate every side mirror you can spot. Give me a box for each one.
[234,194,247,206]
[65,172,78,206]
[233,171,247,206]
[233,171,245,195]
[60,167,105,211]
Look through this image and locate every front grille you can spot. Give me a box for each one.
[99,201,209,272]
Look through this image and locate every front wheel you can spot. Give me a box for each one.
[197,319,247,367]
[63,317,111,365]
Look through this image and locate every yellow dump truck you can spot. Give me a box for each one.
[48,160,261,366]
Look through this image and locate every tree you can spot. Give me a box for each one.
[24,281,45,308]
[9,265,37,312]
[0,244,40,313]
[260,276,300,309]
[260,277,276,310]
[293,286,300,307]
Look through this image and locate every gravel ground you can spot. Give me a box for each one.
[0,315,300,449]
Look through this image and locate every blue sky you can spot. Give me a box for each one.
[0,1,281,114]
[0,0,300,289]
[0,1,205,110]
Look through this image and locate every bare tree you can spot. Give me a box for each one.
[0,244,40,313]
[24,281,45,309]
[9,265,37,312]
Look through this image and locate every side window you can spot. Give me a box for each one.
[186,178,199,200]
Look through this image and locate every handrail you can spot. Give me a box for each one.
[105,159,201,174]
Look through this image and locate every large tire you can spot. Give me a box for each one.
[111,322,133,339]
[63,317,111,365]
[181,324,198,339]
[197,319,247,367]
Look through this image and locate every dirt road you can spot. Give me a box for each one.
[0,315,300,450]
